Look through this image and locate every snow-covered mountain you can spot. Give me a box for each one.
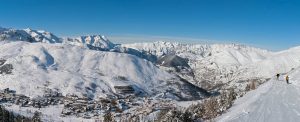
[123,42,269,85]
[122,41,300,92]
[122,41,271,63]
[247,46,300,77]
[63,36,158,62]
[0,27,213,121]
[1,27,300,121]
[0,41,209,100]
[0,27,158,62]
[0,27,61,43]
[123,41,300,122]
[63,35,115,51]
[0,40,210,121]
[2,26,300,96]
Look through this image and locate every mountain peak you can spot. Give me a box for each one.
[0,27,61,43]
[62,34,116,50]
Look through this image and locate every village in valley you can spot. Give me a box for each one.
[0,87,177,120]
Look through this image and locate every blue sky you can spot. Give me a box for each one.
[0,0,300,50]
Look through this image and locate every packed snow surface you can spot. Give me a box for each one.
[218,68,300,122]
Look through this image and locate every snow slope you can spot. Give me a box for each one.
[123,42,274,91]
[63,35,115,50]
[246,46,300,78]
[218,68,300,122]
[0,41,208,100]
[122,41,273,79]
[122,41,271,65]
[123,42,300,89]
[62,35,158,62]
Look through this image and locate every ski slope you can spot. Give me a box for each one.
[218,68,300,122]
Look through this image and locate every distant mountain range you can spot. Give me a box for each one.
[1,27,300,121]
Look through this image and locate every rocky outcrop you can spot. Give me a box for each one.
[157,55,190,68]
[0,59,13,74]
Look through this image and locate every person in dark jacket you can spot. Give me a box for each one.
[276,74,280,80]
[286,75,289,84]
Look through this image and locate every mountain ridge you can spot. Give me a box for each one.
[1,26,300,121]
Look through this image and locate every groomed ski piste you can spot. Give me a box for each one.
[218,68,300,122]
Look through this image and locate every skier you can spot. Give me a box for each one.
[286,75,289,84]
[276,74,280,80]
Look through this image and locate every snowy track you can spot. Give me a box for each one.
[218,70,300,122]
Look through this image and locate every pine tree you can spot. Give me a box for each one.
[0,105,32,122]
[0,106,3,122]
[104,112,114,122]
[3,108,10,122]
[15,114,23,122]
[9,111,14,122]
